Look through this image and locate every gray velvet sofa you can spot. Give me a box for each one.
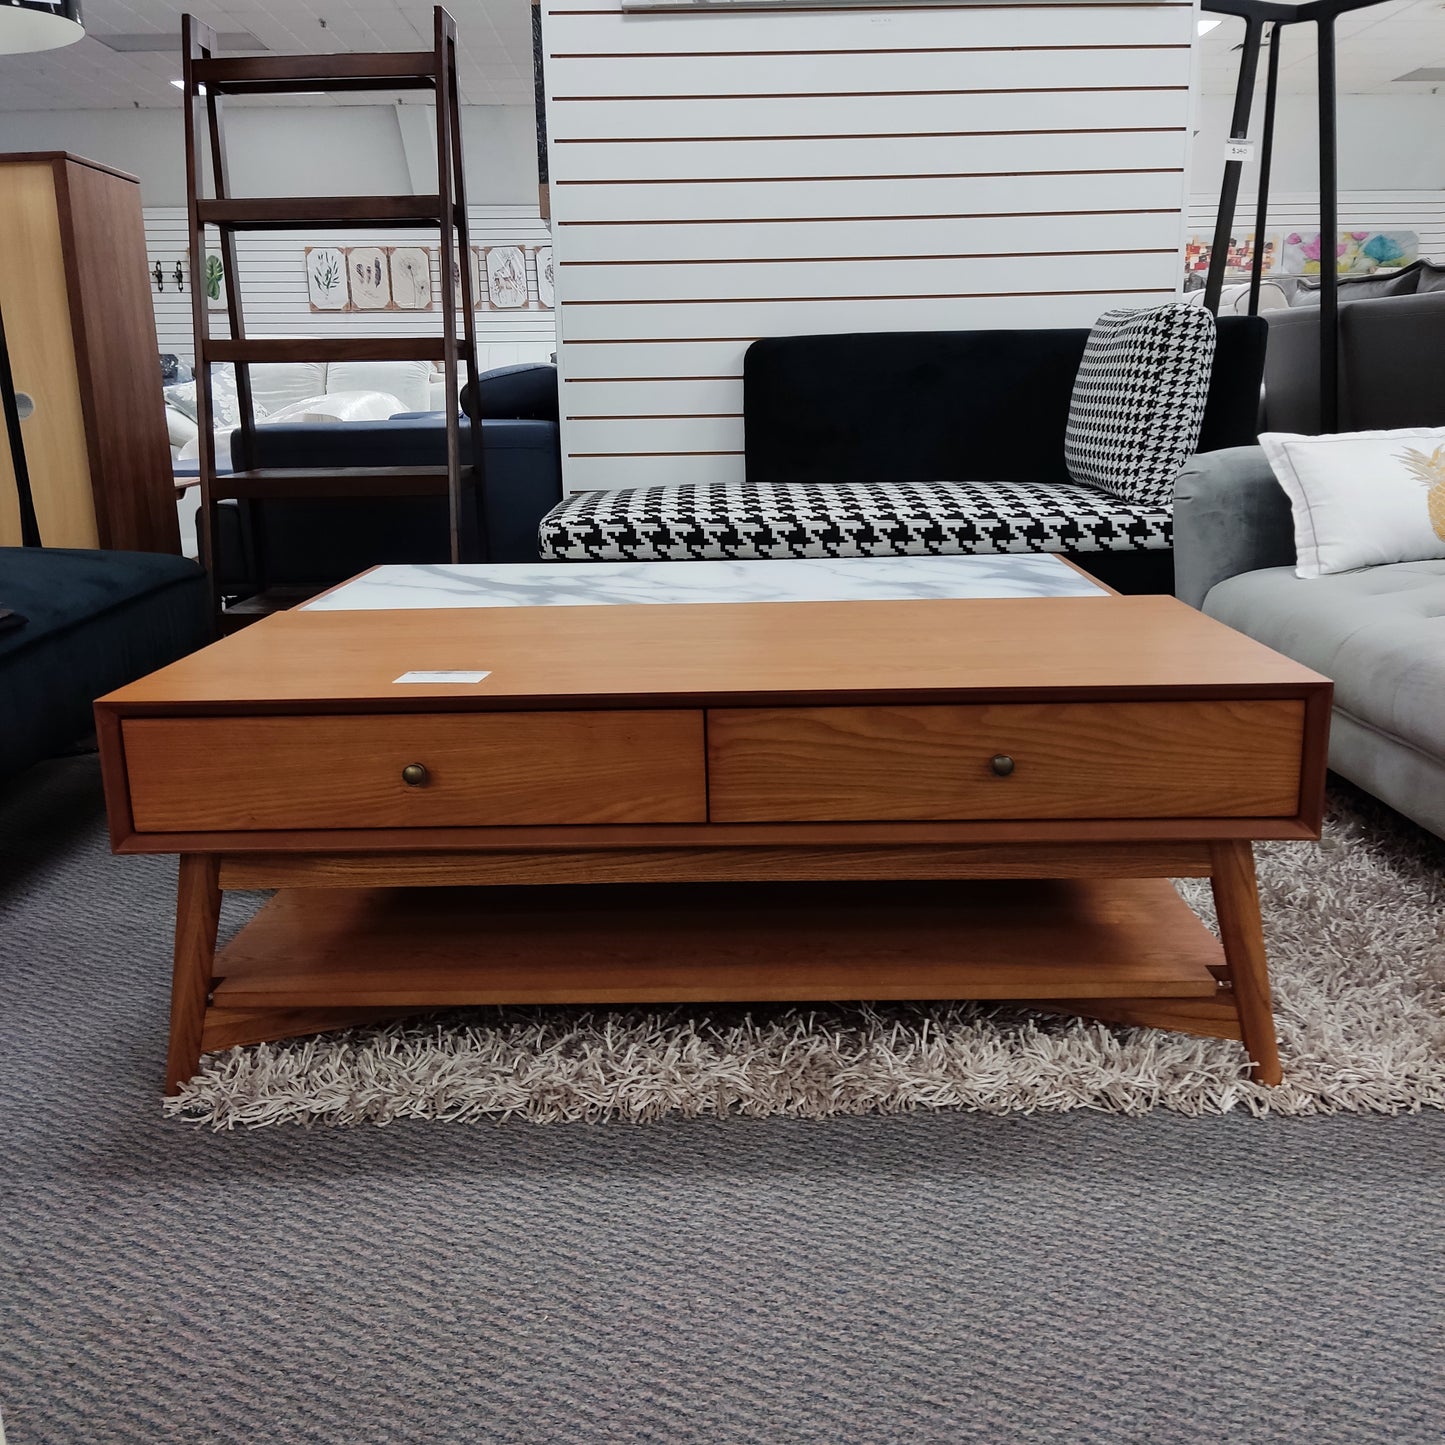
[1262,290,1445,433]
[1175,448,1445,839]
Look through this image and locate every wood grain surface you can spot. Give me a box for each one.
[216,840,1217,890]
[122,711,707,831]
[707,700,1307,822]
[97,595,1332,714]
[208,878,1225,1008]
[166,855,221,1094]
[0,160,94,548]
[57,156,179,553]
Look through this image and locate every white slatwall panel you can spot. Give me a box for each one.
[144,206,557,359]
[1186,190,1445,266]
[542,0,1198,490]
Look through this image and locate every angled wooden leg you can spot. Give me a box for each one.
[166,854,221,1095]
[1210,840,1282,1085]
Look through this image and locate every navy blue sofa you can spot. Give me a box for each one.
[215,387,562,594]
[1,547,208,782]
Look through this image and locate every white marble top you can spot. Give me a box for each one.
[305,555,1107,612]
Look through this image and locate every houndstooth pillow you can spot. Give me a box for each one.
[1064,302,1217,506]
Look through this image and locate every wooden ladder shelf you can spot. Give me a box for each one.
[181,7,487,632]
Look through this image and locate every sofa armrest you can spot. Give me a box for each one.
[1173,446,1296,609]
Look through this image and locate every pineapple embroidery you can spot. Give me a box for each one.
[1395,446,1445,541]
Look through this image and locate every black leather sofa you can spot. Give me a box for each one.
[539,317,1268,594]
[1,547,208,782]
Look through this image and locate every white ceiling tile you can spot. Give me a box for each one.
[0,0,534,110]
[1198,1,1445,95]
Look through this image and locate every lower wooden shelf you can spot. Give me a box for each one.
[208,877,1225,1011]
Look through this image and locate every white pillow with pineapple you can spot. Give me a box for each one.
[1259,426,1445,577]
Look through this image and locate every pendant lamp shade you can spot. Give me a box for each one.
[0,1,84,54]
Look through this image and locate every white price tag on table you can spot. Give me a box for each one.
[393,670,492,684]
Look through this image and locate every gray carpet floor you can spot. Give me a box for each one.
[1,756,1442,1445]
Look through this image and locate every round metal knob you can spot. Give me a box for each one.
[401,763,429,787]
[990,754,1015,778]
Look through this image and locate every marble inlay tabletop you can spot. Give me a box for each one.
[305,556,1108,611]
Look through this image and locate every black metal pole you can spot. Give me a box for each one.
[0,299,42,548]
[1317,12,1340,431]
[1204,13,1266,315]
[1248,22,1282,315]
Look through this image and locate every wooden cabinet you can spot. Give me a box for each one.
[0,152,178,553]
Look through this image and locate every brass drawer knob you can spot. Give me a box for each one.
[990,754,1015,777]
[401,763,429,787]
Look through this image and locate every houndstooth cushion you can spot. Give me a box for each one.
[539,479,1171,562]
[1064,302,1217,506]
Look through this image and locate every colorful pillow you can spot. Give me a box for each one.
[1259,426,1445,577]
[1065,303,1217,506]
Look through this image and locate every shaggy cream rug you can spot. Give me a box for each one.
[167,788,1445,1128]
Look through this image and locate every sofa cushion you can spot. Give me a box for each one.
[166,368,255,427]
[1292,262,1422,305]
[538,479,1171,562]
[0,548,209,779]
[1065,303,1217,506]
[1185,280,1290,313]
[244,362,328,415]
[1415,260,1445,294]
[1203,559,1445,763]
[326,359,433,413]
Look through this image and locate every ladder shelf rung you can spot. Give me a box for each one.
[198,196,453,230]
[212,468,458,501]
[190,53,437,95]
[206,339,470,364]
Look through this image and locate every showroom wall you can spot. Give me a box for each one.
[1187,91,1445,267]
[0,104,539,205]
[0,103,553,362]
[540,0,1201,492]
[1191,91,1445,195]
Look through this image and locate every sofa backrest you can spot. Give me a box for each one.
[1263,290,1445,434]
[743,315,1266,486]
[426,344,557,411]
[215,359,435,416]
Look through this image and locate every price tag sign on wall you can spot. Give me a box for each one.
[1225,140,1256,163]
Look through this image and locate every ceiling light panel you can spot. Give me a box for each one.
[94,32,266,53]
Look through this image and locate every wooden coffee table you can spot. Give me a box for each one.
[94,557,1331,1094]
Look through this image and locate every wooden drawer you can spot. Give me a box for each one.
[707,701,1306,823]
[122,711,706,832]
